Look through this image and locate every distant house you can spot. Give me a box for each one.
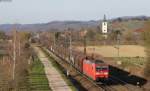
[134,28,144,33]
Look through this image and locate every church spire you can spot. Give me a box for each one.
[104,14,107,21]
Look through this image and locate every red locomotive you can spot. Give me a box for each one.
[82,58,109,81]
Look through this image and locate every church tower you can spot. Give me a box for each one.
[102,14,108,34]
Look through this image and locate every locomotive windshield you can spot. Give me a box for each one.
[96,66,108,71]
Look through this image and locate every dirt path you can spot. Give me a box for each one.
[34,46,72,91]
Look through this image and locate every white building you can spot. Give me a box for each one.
[102,15,108,34]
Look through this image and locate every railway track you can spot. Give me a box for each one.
[110,76,145,91]
[79,71,118,91]
[110,76,133,91]
[96,82,117,91]
[43,47,145,91]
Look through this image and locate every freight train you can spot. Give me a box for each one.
[49,46,109,81]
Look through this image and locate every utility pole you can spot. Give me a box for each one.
[117,32,121,57]
[18,33,21,56]
[67,29,73,77]
[54,32,56,46]
[12,29,16,80]
[19,41,21,56]
[69,32,72,61]
[92,47,95,59]
[83,30,87,55]
[84,34,86,55]
[64,31,67,60]
[53,32,56,52]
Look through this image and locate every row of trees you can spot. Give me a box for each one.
[0,30,33,90]
[37,27,144,47]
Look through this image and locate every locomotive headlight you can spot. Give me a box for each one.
[96,73,100,75]
[104,72,108,75]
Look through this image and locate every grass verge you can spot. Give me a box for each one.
[112,57,146,68]
[28,56,51,91]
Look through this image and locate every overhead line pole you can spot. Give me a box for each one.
[52,32,56,52]
[83,30,87,55]
[67,29,73,77]
[12,29,16,80]
[18,33,21,56]
[69,31,72,62]
[54,32,56,47]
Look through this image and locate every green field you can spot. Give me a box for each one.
[27,57,51,91]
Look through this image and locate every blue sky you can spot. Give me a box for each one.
[0,0,149,24]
